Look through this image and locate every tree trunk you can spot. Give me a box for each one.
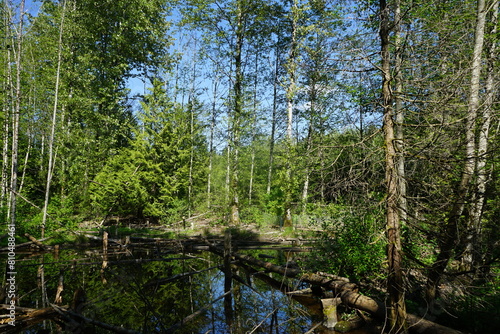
[267,42,280,196]
[394,0,407,226]
[229,1,244,225]
[8,0,24,230]
[463,0,498,271]
[248,51,259,205]
[18,127,32,194]
[301,123,313,213]
[283,0,299,228]
[42,0,66,238]
[207,68,219,209]
[0,3,13,207]
[426,0,488,303]
[380,0,407,332]
[187,39,198,217]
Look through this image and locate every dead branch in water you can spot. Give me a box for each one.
[206,245,464,334]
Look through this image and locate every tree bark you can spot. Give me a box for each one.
[229,0,244,225]
[226,251,464,334]
[463,0,498,271]
[426,0,488,303]
[266,41,280,196]
[283,0,299,228]
[42,0,66,238]
[380,0,407,332]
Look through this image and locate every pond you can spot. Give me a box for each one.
[2,234,381,333]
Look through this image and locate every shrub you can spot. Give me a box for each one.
[306,206,386,282]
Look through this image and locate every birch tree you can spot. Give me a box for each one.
[8,0,25,228]
[463,0,498,271]
[41,0,66,238]
[425,0,489,304]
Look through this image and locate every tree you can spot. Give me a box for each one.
[425,0,489,304]
[59,0,171,210]
[282,0,300,228]
[41,0,66,238]
[8,0,25,230]
[182,0,274,224]
[380,0,407,332]
[90,80,206,221]
[463,0,499,271]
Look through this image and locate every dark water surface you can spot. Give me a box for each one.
[6,241,378,333]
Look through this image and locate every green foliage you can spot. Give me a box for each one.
[89,81,207,221]
[306,205,386,281]
[436,278,500,333]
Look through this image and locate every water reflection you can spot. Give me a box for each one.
[4,244,377,333]
[3,245,304,333]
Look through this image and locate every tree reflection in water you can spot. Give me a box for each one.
[7,246,327,333]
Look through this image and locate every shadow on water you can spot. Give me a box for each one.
[1,238,379,334]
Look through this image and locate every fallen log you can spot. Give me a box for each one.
[0,237,52,253]
[232,252,359,293]
[0,303,141,334]
[24,233,48,250]
[229,251,464,334]
[0,305,61,333]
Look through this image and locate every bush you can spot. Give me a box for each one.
[306,206,386,282]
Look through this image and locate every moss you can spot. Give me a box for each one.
[334,320,354,332]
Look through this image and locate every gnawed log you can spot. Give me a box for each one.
[54,274,64,304]
[228,251,464,334]
[232,252,358,293]
[321,298,341,329]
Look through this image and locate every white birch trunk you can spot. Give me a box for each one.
[9,0,25,227]
[42,0,66,237]
[463,0,498,269]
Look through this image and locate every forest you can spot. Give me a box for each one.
[1,0,500,333]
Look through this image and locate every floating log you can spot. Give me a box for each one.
[24,233,48,250]
[220,250,464,334]
[0,301,141,334]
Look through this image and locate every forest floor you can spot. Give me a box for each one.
[77,213,322,244]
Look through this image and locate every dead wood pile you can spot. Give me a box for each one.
[209,243,465,334]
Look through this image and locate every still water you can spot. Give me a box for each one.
[5,240,378,333]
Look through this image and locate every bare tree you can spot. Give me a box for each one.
[425,0,489,304]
